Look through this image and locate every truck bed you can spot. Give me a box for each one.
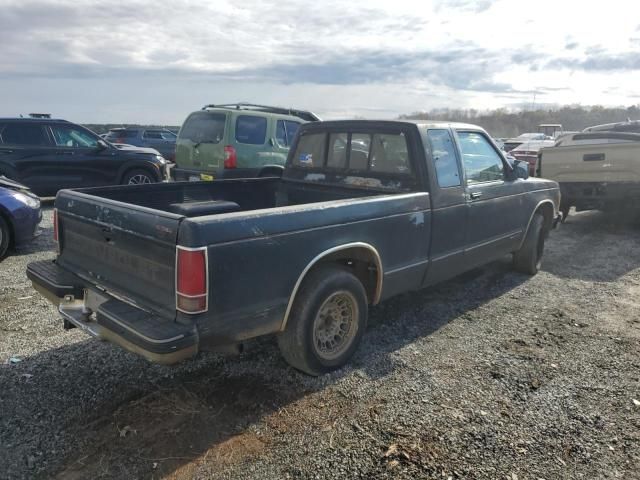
[53,178,425,322]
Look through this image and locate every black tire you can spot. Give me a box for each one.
[277,265,368,376]
[121,169,157,185]
[513,213,545,275]
[0,215,11,260]
[560,203,570,223]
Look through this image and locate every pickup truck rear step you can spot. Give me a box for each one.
[96,299,197,355]
[27,260,84,301]
[26,260,198,365]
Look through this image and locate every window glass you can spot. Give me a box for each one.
[370,133,411,174]
[292,133,326,168]
[1,124,50,146]
[50,125,99,148]
[179,112,226,143]
[327,133,348,168]
[458,131,504,184]
[349,134,371,170]
[143,130,163,139]
[235,115,267,145]
[276,120,302,147]
[428,129,460,188]
[161,131,177,140]
[106,129,138,139]
[285,121,301,144]
[276,120,287,146]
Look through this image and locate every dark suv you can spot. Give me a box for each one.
[104,127,177,161]
[0,118,169,196]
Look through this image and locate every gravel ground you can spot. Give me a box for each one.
[1,207,639,480]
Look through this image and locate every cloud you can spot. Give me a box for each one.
[0,0,638,122]
[549,52,640,71]
[434,0,495,13]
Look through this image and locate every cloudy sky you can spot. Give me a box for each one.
[1,0,639,124]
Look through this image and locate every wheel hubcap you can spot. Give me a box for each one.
[312,291,358,361]
[128,174,152,185]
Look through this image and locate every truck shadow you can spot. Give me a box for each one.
[0,258,529,480]
[541,210,640,282]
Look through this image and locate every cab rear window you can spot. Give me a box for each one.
[179,112,226,143]
[292,131,411,175]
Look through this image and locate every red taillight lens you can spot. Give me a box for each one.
[176,247,208,314]
[224,145,237,169]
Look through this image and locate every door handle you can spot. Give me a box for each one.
[469,191,482,199]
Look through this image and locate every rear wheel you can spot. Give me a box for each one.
[122,169,156,185]
[0,216,11,260]
[277,265,368,376]
[513,213,545,275]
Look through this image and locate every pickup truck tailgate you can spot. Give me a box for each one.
[55,190,181,318]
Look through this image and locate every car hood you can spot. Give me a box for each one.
[0,175,30,192]
[111,143,161,156]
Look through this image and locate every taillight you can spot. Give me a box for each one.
[53,208,60,253]
[224,145,237,169]
[176,246,208,314]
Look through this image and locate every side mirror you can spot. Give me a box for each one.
[96,139,109,151]
[513,159,529,179]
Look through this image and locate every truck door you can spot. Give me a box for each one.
[421,128,469,285]
[455,130,525,267]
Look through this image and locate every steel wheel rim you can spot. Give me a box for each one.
[312,290,358,361]
[128,174,152,185]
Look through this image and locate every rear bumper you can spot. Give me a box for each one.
[26,260,198,364]
[560,182,640,211]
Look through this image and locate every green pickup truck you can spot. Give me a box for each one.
[172,103,320,181]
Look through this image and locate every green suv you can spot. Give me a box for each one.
[172,103,319,181]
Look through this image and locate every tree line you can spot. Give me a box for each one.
[399,105,640,138]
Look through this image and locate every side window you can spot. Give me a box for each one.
[349,133,371,170]
[161,131,177,140]
[143,130,163,139]
[50,125,98,148]
[293,133,326,168]
[285,121,301,144]
[276,120,287,146]
[235,115,267,145]
[276,120,302,147]
[428,129,461,188]
[370,133,411,174]
[327,133,348,168]
[1,124,50,146]
[457,131,504,184]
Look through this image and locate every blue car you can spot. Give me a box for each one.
[0,176,42,259]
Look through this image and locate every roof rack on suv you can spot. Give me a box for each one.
[201,103,320,122]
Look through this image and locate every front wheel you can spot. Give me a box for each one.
[122,169,156,185]
[513,213,545,275]
[277,265,368,376]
